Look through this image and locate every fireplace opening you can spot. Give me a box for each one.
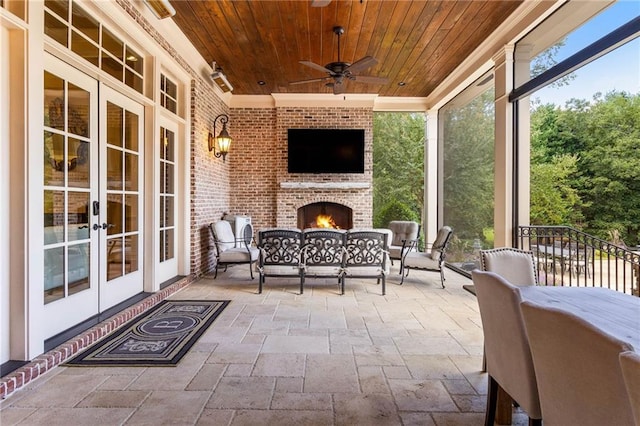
[297,202,353,230]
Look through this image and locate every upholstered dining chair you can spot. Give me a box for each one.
[471,270,542,426]
[400,226,452,288]
[620,351,640,426]
[386,221,420,271]
[209,220,259,279]
[521,301,635,426]
[478,247,538,372]
[480,247,538,286]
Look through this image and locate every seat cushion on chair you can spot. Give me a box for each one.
[305,265,343,276]
[389,246,404,260]
[343,265,387,277]
[219,247,259,263]
[403,252,439,270]
[262,264,301,276]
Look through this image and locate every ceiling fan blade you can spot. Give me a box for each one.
[346,56,378,74]
[333,81,346,95]
[352,75,389,85]
[300,60,333,74]
[289,77,331,85]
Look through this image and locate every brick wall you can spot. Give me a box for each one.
[230,106,373,232]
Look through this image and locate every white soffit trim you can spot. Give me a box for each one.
[426,0,563,109]
[271,93,378,108]
[373,97,429,112]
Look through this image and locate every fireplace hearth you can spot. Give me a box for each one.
[297,202,353,230]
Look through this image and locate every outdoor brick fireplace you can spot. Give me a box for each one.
[298,202,353,229]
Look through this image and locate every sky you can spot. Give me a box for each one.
[533,0,640,107]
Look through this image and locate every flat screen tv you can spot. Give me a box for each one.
[287,128,365,174]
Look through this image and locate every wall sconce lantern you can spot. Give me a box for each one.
[208,114,232,162]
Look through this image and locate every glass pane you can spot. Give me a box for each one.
[166,98,177,114]
[106,102,123,147]
[71,3,99,43]
[160,195,165,227]
[67,83,90,138]
[45,11,69,47]
[102,28,123,60]
[107,237,123,281]
[68,243,89,295]
[44,132,65,186]
[44,71,65,130]
[166,129,174,161]
[164,163,174,194]
[125,110,139,151]
[159,230,165,262]
[107,194,123,235]
[164,196,174,227]
[441,77,495,271]
[124,235,138,274]
[44,190,65,245]
[44,247,65,304]
[125,194,138,233]
[71,30,99,67]
[160,163,166,198]
[101,52,123,81]
[125,152,138,191]
[165,77,177,99]
[125,69,143,94]
[45,0,68,21]
[67,192,89,241]
[160,127,166,160]
[68,137,90,188]
[125,47,143,74]
[106,148,123,190]
[163,229,174,261]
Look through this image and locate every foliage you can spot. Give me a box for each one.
[372,112,425,228]
[530,91,640,245]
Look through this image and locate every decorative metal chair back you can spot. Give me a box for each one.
[345,230,388,268]
[301,229,347,267]
[258,228,303,267]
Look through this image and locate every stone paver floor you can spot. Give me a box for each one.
[0,266,531,425]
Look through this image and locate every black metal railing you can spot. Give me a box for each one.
[518,226,640,296]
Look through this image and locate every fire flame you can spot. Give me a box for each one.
[314,214,339,229]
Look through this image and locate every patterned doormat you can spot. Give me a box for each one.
[65,300,230,366]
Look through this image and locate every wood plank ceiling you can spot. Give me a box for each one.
[170,0,523,97]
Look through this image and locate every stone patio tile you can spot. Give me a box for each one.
[329,328,371,345]
[382,365,412,379]
[225,363,253,376]
[270,392,332,410]
[399,412,437,426]
[10,373,107,408]
[352,343,399,355]
[261,335,329,354]
[403,355,466,380]
[206,342,262,364]
[207,377,275,409]
[186,364,226,390]
[451,394,486,412]
[310,310,347,329]
[334,393,401,425]
[252,353,306,377]
[126,390,209,425]
[393,336,468,355]
[354,353,405,366]
[198,326,247,344]
[430,412,485,425]
[357,366,391,394]
[8,407,133,426]
[96,374,138,391]
[0,407,37,425]
[230,409,334,426]
[442,379,477,395]
[275,377,304,393]
[196,409,235,426]
[289,327,328,337]
[388,379,458,412]
[304,354,359,393]
[76,390,149,408]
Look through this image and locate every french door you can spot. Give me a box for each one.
[43,55,144,338]
[157,118,178,282]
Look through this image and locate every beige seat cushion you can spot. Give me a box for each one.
[403,252,439,270]
[218,247,259,262]
[213,220,237,252]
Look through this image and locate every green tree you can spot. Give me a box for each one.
[372,112,425,227]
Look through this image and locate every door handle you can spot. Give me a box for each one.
[93,224,101,231]
[102,223,115,230]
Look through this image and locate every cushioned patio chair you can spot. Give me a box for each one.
[342,229,389,295]
[619,351,640,426]
[300,229,346,294]
[400,226,452,288]
[521,301,635,426]
[472,270,542,426]
[257,228,303,294]
[209,220,259,279]
[387,220,420,271]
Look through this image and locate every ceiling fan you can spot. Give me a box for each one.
[290,26,389,95]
